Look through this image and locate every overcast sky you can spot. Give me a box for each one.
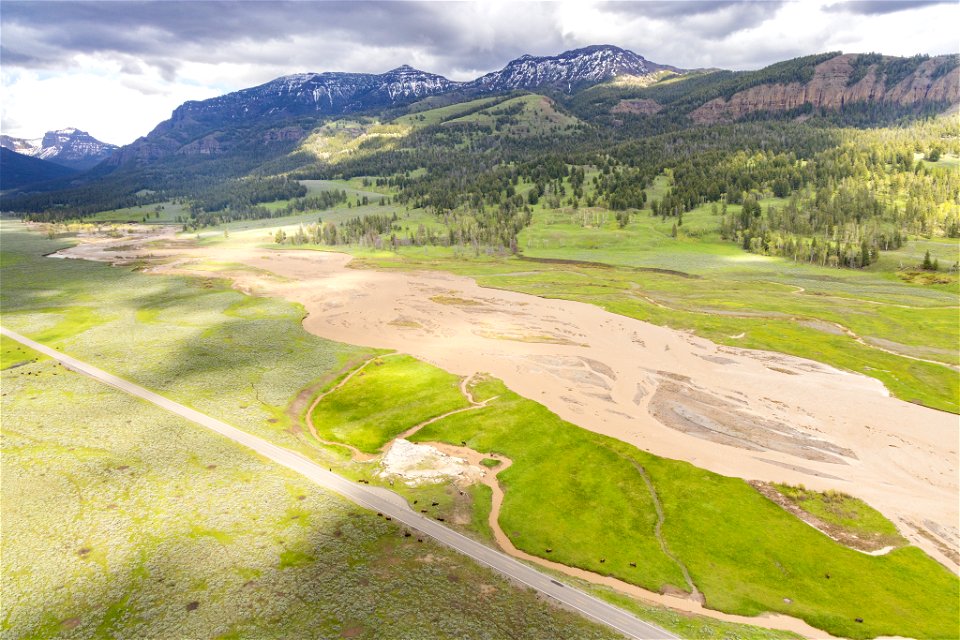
[2,0,957,145]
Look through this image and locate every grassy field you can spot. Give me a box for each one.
[78,200,191,224]
[394,93,579,136]
[306,352,959,638]
[0,338,619,640]
[443,94,580,135]
[405,374,959,640]
[300,120,412,165]
[311,355,470,453]
[0,221,372,460]
[393,96,505,127]
[201,178,405,236]
[917,151,960,170]
[305,352,829,640]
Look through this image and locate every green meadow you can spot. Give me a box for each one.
[0,337,618,640]
[78,200,192,224]
[395,93,578,135]
[305,352,959,639]
[311,354,469,453]
[394,96,505,127]
[442,94,580,135]
[307,357,820,640]
[403,373,959,640]
[771,484,907,548]
[0,222,381,458]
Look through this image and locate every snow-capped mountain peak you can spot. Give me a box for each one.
[0,128,118,170]
[466,44,673,93]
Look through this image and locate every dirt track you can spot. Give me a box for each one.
[55,229,960,572]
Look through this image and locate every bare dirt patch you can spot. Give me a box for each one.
[377,439,484,487]
[649,379,857,464]
[612,99,663,115]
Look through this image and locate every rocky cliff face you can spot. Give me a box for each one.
[611,99,663,115]
[691,54,959,124]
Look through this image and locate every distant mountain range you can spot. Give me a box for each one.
[107,45,957,168]
[108,45,677,165]
[0,128,118,171]
[2,45,956,195]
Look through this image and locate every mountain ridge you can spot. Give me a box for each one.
[465,45,678,93]
[0,147,80,190]
[0,127,118,170]
[16,46,960,177]
[109,45,674,165]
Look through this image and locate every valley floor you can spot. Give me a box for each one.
[53,225,960,575]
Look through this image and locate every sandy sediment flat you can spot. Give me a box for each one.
[57,233,960,571]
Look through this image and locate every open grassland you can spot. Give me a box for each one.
[308,356,808,640]
[917,151,960,170]
[0,340,618,640]
[224,178,396,230]
[311,355,470,453]
[78,201,191,224]
[404,374,959,640]
[301,120,412,165]
[394,96,505,127]
[395,93,578,136]
[0,222,374,460]
[443,94,580,135]
[203,179,404,237]
[261,178,394,213]
[302,177,396,199]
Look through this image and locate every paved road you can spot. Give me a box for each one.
[1,326,679,640]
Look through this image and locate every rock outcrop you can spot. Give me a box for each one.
[691,54,959,124]
[612,99,663,115]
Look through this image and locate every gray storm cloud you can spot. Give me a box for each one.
[2,0,956,143]
[2,0,955,83]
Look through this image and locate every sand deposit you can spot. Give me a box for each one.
[54,228,960,573]
[378,439,484,486]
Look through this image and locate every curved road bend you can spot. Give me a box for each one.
[1,326,677,640]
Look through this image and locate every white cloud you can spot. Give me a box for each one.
[1,55,219,144]
[2,1,957,145]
